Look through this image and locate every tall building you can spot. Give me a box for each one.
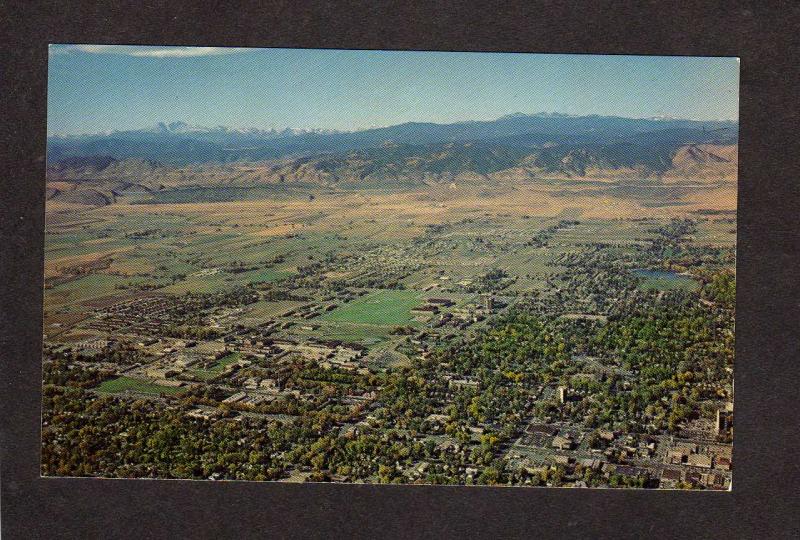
[716,408,733,434]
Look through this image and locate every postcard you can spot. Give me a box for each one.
[42,46,737,489]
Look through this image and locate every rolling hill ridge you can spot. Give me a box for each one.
[46,113,738,206]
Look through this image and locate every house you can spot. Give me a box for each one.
[425,413,450,425]
[448,378,479,390]
[553,455,571,466]
[598,430,615,442]
[552,435,573,450]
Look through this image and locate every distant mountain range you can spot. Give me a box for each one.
[48,113,737,165]
[46,113,738,206]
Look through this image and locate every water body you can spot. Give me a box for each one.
[633,269,699,291]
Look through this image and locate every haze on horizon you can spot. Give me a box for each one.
[47,45,740,136]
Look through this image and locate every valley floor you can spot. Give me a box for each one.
[41,184,735,489]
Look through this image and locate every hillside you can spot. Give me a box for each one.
[665,144,738,182]
[46,114,738,206]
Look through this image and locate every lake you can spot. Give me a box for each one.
[633,269,700,291]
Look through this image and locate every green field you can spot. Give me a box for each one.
[46,274,152,306]
[95,376,186,395]
[239,267,293,284]
[320,289,423,326]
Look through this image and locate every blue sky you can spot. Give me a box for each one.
[47,45,739,135]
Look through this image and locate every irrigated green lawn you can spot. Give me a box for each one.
[95,376,185,395]
[320,289,423,326]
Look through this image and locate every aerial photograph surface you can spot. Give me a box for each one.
[42,46,737,489]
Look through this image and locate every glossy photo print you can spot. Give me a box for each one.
[43,46,737,489]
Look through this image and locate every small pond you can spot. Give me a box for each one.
[632,269,700,291]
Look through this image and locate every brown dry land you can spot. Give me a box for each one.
[49,180,735,225]
[43,179,736,336]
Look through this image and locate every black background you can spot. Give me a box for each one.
[2,1,799,538]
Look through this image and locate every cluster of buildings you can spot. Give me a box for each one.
[82,295,171,333]
[221,387,300,408]
[507,416,732,490]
